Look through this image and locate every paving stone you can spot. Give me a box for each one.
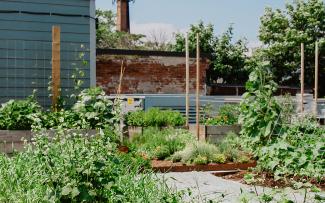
[156,172,324,203]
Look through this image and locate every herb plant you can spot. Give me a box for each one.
[130,127,193,160]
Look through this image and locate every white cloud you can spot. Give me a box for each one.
[130,22,187,43]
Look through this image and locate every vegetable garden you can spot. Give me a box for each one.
[0,62,324,202]
[0,0,324,202]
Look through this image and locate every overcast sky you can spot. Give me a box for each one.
[96,0,287,47]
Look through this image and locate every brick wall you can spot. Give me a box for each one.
[96,55,210,95]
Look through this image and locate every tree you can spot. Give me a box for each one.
[258,0,325,93]
[172,22,248,85]
[96,9,144,49]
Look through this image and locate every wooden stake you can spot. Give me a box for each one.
[196,33,200,140]
[52,26,61,111]
[314,41,319,116]
[300,43,304,115]
[116,60,126,143]
[185,33,190,128]
[117,60,125,95]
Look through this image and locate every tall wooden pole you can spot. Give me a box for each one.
[196,33,200,140]
[185,33,190,128]
[314,41,319,116]
[300,43,304,114]
[52,26,61,111]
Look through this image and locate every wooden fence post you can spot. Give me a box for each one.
[185,33,190,128]
[314,41,319,116]
[196,33,200,140]
[52,26,61,111]
[300,43,304,115]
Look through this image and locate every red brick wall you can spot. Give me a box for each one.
[96,55,210,95]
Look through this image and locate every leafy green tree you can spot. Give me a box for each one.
[173,22,215,54]
[96,9,144,49]
[258,0,325,93]
[172,22,248,85]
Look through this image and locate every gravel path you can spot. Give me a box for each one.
[156,172,324,203]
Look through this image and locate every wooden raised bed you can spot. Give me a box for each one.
[205,125,241,143]
[0,129,98,154]
[152,160,256,173]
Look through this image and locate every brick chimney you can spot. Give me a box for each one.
[117,0,130,33]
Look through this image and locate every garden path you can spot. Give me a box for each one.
[156,172,323,203]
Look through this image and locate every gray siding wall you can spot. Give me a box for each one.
[0,0,95,107]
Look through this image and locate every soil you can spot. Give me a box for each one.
[151,160,256,172]
[118,146,129,153]
[220,170,325,191]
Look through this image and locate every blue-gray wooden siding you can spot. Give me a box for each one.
[0,0,94,107]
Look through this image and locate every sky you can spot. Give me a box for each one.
[96,0,287,47]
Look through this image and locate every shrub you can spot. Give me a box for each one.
[131,127,194,160]
[126,108,185,127]
[0,96,42,130]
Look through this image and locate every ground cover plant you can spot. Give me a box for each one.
[130,127,194,160]
[125,108,185,127]
[0,131,182,202]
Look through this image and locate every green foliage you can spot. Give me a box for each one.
[239,62,283,151]
[0,132,181,202]
[171,141,222,164]
[203,104,240,125]
[96,9,145,49]
[32,87,118,131]
[0,95,42,130]
[72,87,117,129]
[173,21,215,54]
[131,127,194,160]
[239,60,325,182]
[258,0,325,91]
[126,108,185,127]
[172,22,248,85]
[193,155,209,165]
[217,132,251,163]
[257,118,325,180]
[36,110,85,130]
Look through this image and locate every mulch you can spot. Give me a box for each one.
[220,171,325,191]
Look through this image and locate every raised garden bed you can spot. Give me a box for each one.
[206,125,241,143]
[126,124,241,142]
[151,160,256,173]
